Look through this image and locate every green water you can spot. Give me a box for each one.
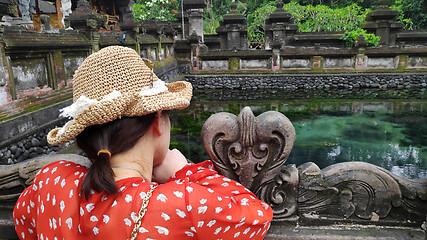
[170,90,427,179]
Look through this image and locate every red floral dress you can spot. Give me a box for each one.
[13,160,273,239]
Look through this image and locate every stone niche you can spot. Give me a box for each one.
[0,52,7,106]
[407,56,427,68]
[367,56,398,69]
[323,57,354,69]
[11,58,48,91]
[62,52,86,82]
[282,58,311,69]
[240,59,270,69]
[201,60,229,70]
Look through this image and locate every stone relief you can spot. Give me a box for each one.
[298,162,427,225]
[17,0,36,21]
[60,0,72,26]
[201,106,298,220]
[202,107,427,227]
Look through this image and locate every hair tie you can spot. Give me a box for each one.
[97,149,112,158]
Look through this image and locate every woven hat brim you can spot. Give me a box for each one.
[47,81,192,145]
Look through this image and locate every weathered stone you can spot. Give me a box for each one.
[201,106,427,228]
[14,148,23,158]
[202,107,297,220]
[31,138,40,147]
[9,145,17,154]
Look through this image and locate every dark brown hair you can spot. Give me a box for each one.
[77,113,158,199]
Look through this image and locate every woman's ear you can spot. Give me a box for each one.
[151,112,163,136]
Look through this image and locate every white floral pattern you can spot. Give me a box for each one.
[13,160,272,239]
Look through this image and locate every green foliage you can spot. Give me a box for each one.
[391,0,427,30]
[204,0,232,34]
[340,28,380,47]
[289,0,378,9]
[287,2,370,32]
[247,2,277,43]
[247,1,371,43]
[132,0,179,22]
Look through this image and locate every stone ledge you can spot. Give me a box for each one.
[266,224,425,240]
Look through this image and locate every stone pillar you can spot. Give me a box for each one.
[46,52,56,89]
[183,0,206,42]
[271,41,281,71]
[0,36,14,103]
[312,56,322,70]
[189,31,199,70]
[188,9,204,42]
[53,50,66,87]
[397,55,408,70]
[119,0,140,53]
[215,1,247,50]
[355,48,367,70]
[362,0,403,46]
[265,1,298,50]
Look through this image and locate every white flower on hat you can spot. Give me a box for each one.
[56,90,123,136]
[60,90,122,119]
[139,80,168,96]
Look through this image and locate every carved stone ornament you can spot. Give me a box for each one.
[298,162,427,226]
[201,106,298,220]
[202,107,427,227]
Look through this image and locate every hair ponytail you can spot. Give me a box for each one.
[77,114,157,200]
[81,152,116,198]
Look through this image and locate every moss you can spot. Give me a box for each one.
[229,57,240,71]
[0,90,72,122]
[153,57,176,69]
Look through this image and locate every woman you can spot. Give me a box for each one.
[13,46,273,239]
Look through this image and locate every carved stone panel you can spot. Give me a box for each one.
[201,106,298,220]
[298,162,427,226]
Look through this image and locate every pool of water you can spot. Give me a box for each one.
[170,89,427,179]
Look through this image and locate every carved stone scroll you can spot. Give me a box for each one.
[201,106,297,220]
[298,162,427,226]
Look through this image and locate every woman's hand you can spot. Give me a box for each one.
[152,149,188,184]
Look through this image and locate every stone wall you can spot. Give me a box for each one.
[186,73,427,90]
[0,61,187,165]
[0,99,71,164]
[154,61,191,82]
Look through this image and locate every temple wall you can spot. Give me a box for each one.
[186,73,427,90]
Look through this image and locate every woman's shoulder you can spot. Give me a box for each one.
[34,160,88,182]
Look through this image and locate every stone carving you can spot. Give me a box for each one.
[40,15,53,32]
[298,162,427,225]
[264,0,298,50]
[202,107,427,227]
[60,0,72,26]
[66,0,106,32]
[17,0,36,21]
[201,106,298,219]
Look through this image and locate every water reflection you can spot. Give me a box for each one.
[171,89,427,179]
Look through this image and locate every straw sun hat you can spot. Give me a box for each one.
[47,46,192,145]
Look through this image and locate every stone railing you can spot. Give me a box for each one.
[180,0,427,73]
[201,107,427,238]
[1,107,425,239]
